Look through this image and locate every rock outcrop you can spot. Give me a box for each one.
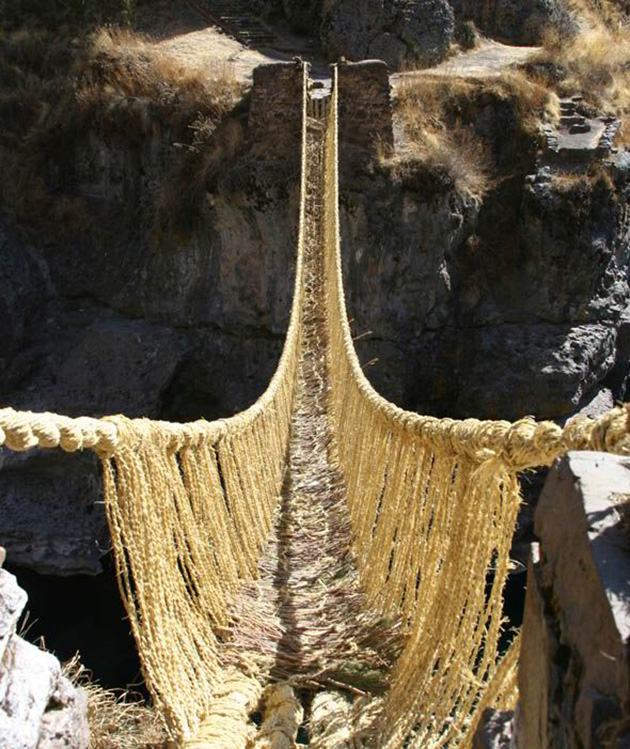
[321,0,455,68]
[0,550,89,747]
[475,451,630,746]
[265,0,455,69]
[478,452,630,747]
[457,0,578,44]
[348,148,630,420]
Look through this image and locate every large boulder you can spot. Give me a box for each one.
[516,453,630,746]
[459,0,578,44]
[0,450,106,576]
[406,322,617,420]
[322,0,454,69]
[322,0,386,62]
[0,560,89,747]
[391,0,456,67]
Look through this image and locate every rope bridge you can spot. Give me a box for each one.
[1,64,630,747]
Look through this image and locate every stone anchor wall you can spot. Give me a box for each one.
[337,60,394,162]
[248,61,305,155]
[248,60,394,163]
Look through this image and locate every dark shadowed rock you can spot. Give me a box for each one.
[473,709,514,748]
[405,322,617,420]
[321,0,385,61]
[347,156,630,419]
[0,451,106,576]
[6,313,183,418]
[281,0,322,33]
[367,33,408,69]
[459,0,578,44]
[321,0,454,68]
[0,229,50,388]
[392,0,455,67]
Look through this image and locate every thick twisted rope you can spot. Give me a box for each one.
[2,401,627,466]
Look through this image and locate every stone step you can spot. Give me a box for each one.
[188,0,280,47]
[560,115,588,127]
[569,122,592,134]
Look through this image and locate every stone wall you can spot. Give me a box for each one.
[337,60,393,161]
[248,61,305,154]
[248,60,394,163]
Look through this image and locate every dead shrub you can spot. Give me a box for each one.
[67,27,245,139]
[535,26,630,115]
[63,656,170,749]
[454,19,480,51]
[391,73,559,197]
[0,24,247,244]
[565,0,629,30]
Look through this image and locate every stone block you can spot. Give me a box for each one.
[337,60,394,161]
[516,452,630,747]
[248,62,305,155]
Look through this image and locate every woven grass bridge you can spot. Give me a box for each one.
[1,64,630,747]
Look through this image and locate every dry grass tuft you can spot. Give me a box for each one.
[617,114,630,147]
[0,24,248,241]
[392,77,490,197]
[67,27,245,138]
[384,126,491,198]
[390,73,559,197]
[536,26,630,115]
[63,656,170,749]
[566,0,629,30]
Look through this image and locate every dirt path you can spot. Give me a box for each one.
[396,38,539,82]
[135,0,326,82]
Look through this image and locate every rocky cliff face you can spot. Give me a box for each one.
[371,156,630,420]
[0,550,89,747]
[260,0,455,69]
[320,0,455,69]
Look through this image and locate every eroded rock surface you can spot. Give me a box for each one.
[458,0,578,44]
[516,452,630,747]
[321,0,455,68]
[0,558,89,748]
